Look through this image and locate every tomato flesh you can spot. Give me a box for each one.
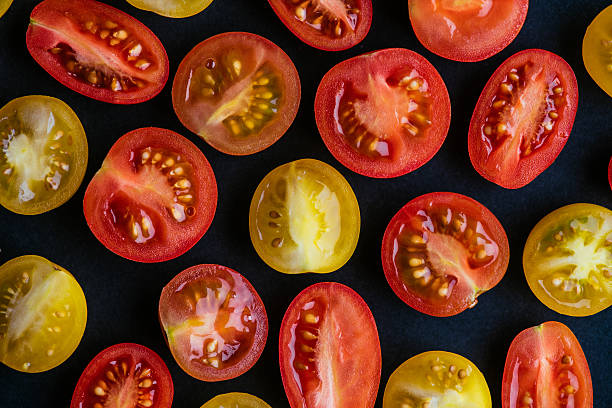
[127,0,214,18]
[502,321,593,408]
[583,5,612,97]
[201,393,271,408]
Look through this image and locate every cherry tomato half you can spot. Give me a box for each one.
[249,159,360,274]
[583,5,612,97]
[70,343,173,408]
[0,255,87,373]
[523,203,612,317]
[201,393,271,408]
[0,0,13,18]
[173,32,301,155]
[0,95,88,215]
[382,192,510,317]
[383,351,491,407]
[27,0,169,104]
[159,264,268,382]
[408,0,528,62]
[127,0,214,18]
[315,48,451,178]
[83,128,217,263]
[502,321,593,408]
[279,282,381,408]
[469,49,578,189]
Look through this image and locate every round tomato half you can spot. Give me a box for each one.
[583,5,612,97]
[26,0,169,104]
[468,49,579,189]
[249,159,360,274]
[173,32,300,155]
[502,321,592,408]
[382,192,510,317]
[0,95,88,215]
[0,255,87,373]
[408,0,528,62]
[383,351,491,407]
[279,282,381,408]
[267,0,372,51]
[83,127,217,263]
[126,0,214,18]
[0,0,13,18]
[315,48,450,178]
[201,393,271,408]
[70,343,173,408]
[159,264,268,382]
[523,203,611,317]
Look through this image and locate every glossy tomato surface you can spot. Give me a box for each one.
[383,351,491,407]
[279,282,381,408]
[267,0,372,51]
[83,127,217,263]
[523,203,612,317]
[26,0,169,104]
[0,255,86,373]
[0,0,12,17]
[159,264,268,382]
[249,159,360,274]
[408,0,528,62]
[583,5,612,97]
[70,343,173,408]
[502,322,593,408]
[315,48,451,178]
[127,0,214,18]
[469,49,579,189]
[0,95,87,215]
[382,192,510,317]
[173,32,300,155]
[201,393,271,408]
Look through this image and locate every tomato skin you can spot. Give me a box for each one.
[0,0,12,17]
[201,393,271,408]
[502,321,593,408]
[608,157,612,190]
[127,0,214,18]
[583,5,612,97]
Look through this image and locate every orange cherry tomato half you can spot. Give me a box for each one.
[201,393,271,408]
[583,4,612,97]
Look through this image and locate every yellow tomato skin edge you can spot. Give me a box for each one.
[126,0,214,18]
[0,0,13,18]
[583,5,612,97]
[201,392,272,408]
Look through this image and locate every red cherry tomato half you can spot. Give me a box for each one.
[408,0,528,62]
[267,0,373,51]
[279,282,381,408]
[502,321,593,408]
[315,48,451,178]
[83,128,217,263]
[70,343,173,408]
[382,192,510,317]
[159,264,268,382]
[26,0,169,104]
[468,49,578,189]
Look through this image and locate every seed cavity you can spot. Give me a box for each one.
[91,359,156,408]
[283,0,360,38]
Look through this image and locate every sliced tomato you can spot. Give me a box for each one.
[0,0,12,18]
[0,95,88,215]
[523,203,612,317]
[583,5,612,97]
[381,192,510,317]
[409,0,528,62]
[159,264,268,382]
[126,0,214,18]
[315,48,450,178]
[267,0,372,51]
[172,32,300,155]
[83,127,217,263]
[468,49,579,189]
[201,393,271,408]
[70,343,173,408]
[502,321,593,408]
[26,0,169,104]
[279,282,380,408]
[0,255,87,373]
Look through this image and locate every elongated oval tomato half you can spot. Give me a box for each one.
[408,0,528,62]
[583,5,612,97]
[173,32,300,155]
[83,128,217,263]
[159,265,268,382]
[70,343,173,408]
[502,322,592,408]
[468,49,578,189]
[315,48,450,178]
[279,282,381,408]
[267,0,372,51]
[382,192,510,317]
[26,0,169,104]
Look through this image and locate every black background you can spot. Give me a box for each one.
[1,0,611,407]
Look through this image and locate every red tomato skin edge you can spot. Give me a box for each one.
[608,157,612,190]
[266,0,373,51]
[26,0,169,105]
[468,49,579,189]
[70,343,174,408]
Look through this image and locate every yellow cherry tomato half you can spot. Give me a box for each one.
[383,351,492,408]
[201,393,271,408]
[126,0,214,18]
[0,255,87,373]
[0,95,88,215]
[523,203,612,316]
[249,159,360,274]
[583,4,612,97]
[0,0,12,18]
